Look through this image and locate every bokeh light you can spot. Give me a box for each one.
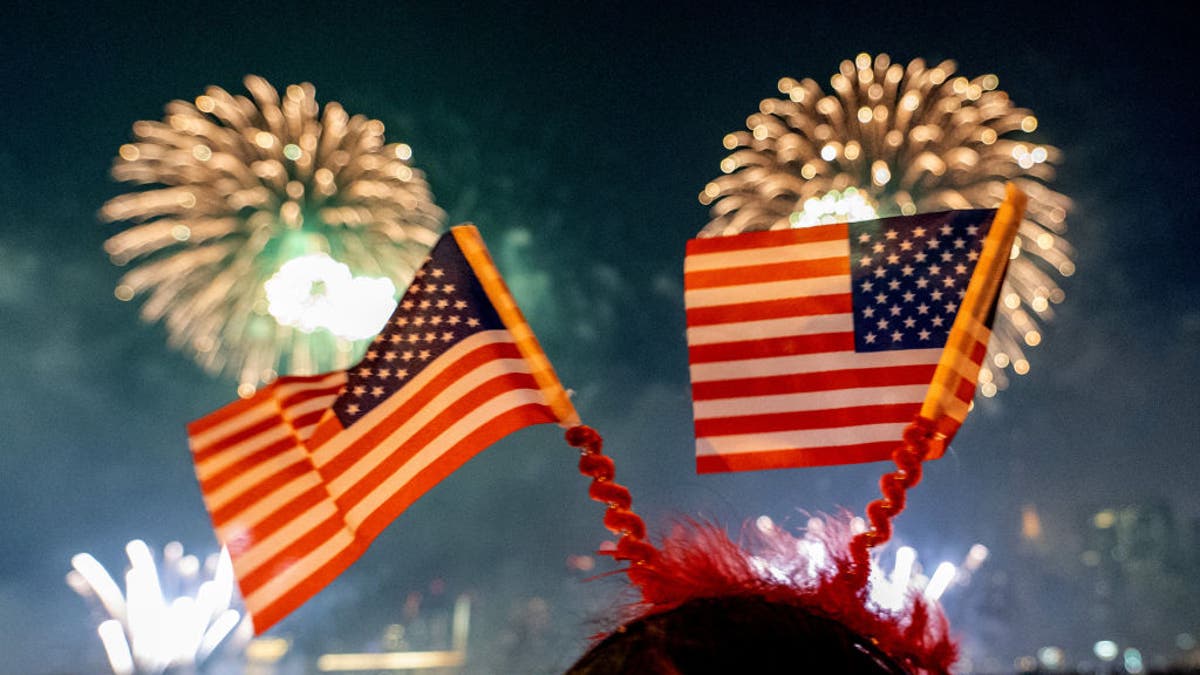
[1094,640,1119,661]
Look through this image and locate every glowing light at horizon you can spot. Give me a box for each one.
[700,53,1073,393]
[100,75,444,393]
[317,594,471,671]
[1022,504,1044,541]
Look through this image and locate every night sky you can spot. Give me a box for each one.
[2,2,1197,673]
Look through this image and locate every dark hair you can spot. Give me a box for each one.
[566,595,907,674]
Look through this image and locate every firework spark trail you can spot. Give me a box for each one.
[101,75,444,395]
[68,541,250,674]
[700,54,1073,392]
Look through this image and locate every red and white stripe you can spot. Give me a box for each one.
[685,225,943,473]
[187,330,557,633]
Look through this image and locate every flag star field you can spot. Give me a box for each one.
[849,210,993,352]
[334,238,504,426]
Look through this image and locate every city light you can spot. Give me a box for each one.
[1094,640,1119,661]
[317,595,470,672]
[1124,647,1145,674]
[1036,645,1064,670]
[1021,504,1044,541]
[317,651,464,671]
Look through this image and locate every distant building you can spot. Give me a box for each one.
[1080,500,1178,582]
[1077,500,1199,664]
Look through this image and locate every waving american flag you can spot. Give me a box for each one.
[685,187,1024,473]
[188,225,578,633]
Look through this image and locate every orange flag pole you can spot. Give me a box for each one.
[845,184,1028,590]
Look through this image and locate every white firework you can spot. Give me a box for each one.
[67,540,251,674]
[101,75,444,396]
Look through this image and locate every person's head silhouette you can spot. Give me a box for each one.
[565,517,954,675]
[567,594,907,674]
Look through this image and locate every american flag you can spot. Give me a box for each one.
[188,225,578,633]
[685,197,1022,474]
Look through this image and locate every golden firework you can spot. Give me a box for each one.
[700,53,1073,392]
[101,75,444,395]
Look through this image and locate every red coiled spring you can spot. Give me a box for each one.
[845,417,945,591]
[566,425,658,569]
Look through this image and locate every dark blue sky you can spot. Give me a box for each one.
[2,2,1197,672]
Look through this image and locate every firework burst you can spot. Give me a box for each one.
[101,75,444,395]
[699,53,1073,392]
[67,540,250,674]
